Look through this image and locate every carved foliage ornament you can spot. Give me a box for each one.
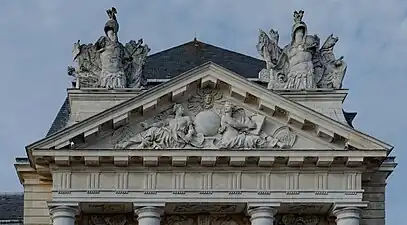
[257,10,347,90]
[90,215,127,225]
[281,215,319,225]
[113,89,297,150]
[68,7,150,89]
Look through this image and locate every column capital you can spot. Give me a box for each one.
[134,206,164,220]
[49,205,79,220]
[333,207,362,221]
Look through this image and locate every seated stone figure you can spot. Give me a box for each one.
[115,104,204,149]
[217,101,276,149]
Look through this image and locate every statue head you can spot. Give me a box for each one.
[291,10,307,45]
[294,28,305,43]
[224,101,233,113]
[204,94,213,106]
[104,7,119,38]
[276,72,287,83]
[173,104,185,116]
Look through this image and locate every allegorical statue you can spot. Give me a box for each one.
[257,10,347,90]
[68,7,150,88]
[217,101,282,149]
[115,104,204,149]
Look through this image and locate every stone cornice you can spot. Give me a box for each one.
[32,149,386,168]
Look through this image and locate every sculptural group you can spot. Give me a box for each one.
[114,89,296,150]
[68,7,150,88]
[257,10,347,90]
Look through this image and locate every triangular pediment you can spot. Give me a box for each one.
[27,62,392,152]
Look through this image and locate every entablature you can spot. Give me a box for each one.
[32,149,386,169]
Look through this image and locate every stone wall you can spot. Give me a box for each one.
[23,183,52,225]
[361,172,387,225]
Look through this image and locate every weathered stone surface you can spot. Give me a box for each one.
[360,218,385,225]
[68,7,150,88]
[366,201,385,210]
[362,209,385,219]
[363,193,385,202]
[257,10,347,90]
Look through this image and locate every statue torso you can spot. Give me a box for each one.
[286,43,313,73]
[100,41,125,73]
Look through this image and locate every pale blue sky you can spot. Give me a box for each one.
[0,0,405,224]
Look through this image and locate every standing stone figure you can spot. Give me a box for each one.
[257,10,348,90]
[68,7,150,88]
[95,7,131,88]
[282,10,314,89]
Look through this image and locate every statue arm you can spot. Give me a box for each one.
[224,116,249,129]
[95,36,107,52]
[141,119,168,129]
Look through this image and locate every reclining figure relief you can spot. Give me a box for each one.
[114,90,296,149]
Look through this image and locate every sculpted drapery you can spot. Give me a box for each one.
[257,10,347,90]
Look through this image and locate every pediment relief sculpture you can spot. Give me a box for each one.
[113,89,296,150]
[257,10,347,90]
[68,7,150,88]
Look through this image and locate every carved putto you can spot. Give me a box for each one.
[114,89,297,150]
[68,7,150,88]
[257,10,347,90]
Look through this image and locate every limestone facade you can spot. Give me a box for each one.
[13,7,396,225]
[15,62,396,225]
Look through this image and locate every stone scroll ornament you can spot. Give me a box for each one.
[257,10,347,90]
[114,90,297,150]
[68,7,150,88]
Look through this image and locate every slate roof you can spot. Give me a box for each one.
[143,39,265,79]
[46,40,265,137]
[0,193,23,221]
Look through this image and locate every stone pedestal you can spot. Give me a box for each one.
[333,207,361,225]
[135,206,164,225]
[49,206,78,225]
[247,207,278,225]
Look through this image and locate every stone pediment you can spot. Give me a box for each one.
[27,62,391,152]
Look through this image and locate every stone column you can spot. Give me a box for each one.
[49,206,78,225]
[134,206,164,225]
[333,207,362,225]
[247,207,278,225]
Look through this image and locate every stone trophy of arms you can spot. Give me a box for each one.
[68,7,150,88]
[257,10,348,90]
[115,104,204,149]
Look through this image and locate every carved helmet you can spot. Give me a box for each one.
[104,7,119,34]
[291,21,307,43]
[291,10,307,44]
[104,18,119,35]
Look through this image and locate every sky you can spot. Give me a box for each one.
[0,0,405,223]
